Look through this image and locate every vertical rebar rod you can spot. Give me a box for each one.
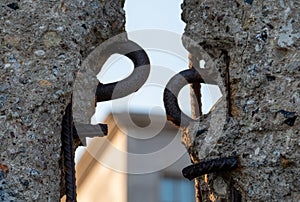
[61,103,77,202]
[189,54,202,118]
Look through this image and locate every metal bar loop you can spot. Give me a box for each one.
[163,68,209,127]
[96,40,150,102]
[70,39,150,202]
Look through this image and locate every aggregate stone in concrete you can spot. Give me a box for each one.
[0,0,125,201]
[181,0,299,201]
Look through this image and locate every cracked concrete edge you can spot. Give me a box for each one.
[0,0,125,201]
[181,0,299,201]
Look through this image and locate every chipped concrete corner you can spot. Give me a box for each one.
[181,0,299,201]
[0,0,125,201]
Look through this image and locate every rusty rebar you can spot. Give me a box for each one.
[62,40,150,201]
[163,68,209,127]
[61,103,77,202]
[96,40,150,102]
[182,156,239,180]
[62,104,108,201]
[189,54,202,118]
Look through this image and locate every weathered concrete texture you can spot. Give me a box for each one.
[181,0,299,201]
[0,0,125,201]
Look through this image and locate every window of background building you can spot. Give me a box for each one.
[160,176,195,202]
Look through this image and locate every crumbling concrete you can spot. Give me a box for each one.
[181,0,299,201]
[0,0,125,201]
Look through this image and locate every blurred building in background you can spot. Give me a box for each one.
[75,112,195,202]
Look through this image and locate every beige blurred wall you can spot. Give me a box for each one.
[74,113,192,202]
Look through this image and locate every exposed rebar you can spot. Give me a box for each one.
[163,68,215,127]
[61,103,77,202]
[182,156,239,181]
[96,40,150,102]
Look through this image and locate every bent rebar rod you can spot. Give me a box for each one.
[96,40,150,102]
[163,68,216,127]
[63,39,150,202]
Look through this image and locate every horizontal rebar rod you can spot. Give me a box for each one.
[182,156,239,180]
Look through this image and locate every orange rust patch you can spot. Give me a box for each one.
[209,193,216,202]
[281,157,294,168]
[39,80,52,86]
[230,85,240,117]
[0,164,9,174]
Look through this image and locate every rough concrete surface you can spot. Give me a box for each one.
[181,0,299,201]
[0,0,125,201]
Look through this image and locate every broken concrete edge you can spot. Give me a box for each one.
[0,0,125,201]
[181,0,299,201]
